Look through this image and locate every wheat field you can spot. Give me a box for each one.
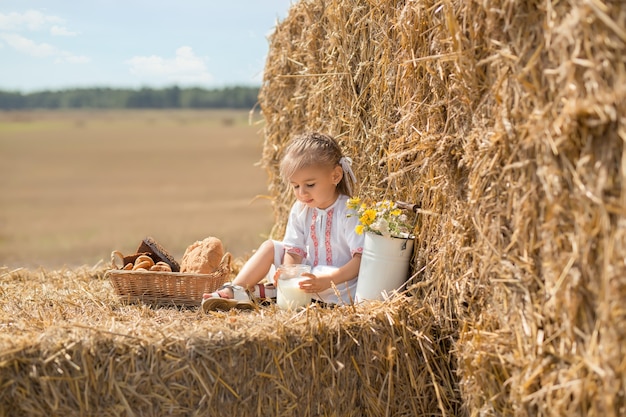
[0,109,275,270]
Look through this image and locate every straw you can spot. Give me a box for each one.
[258,0,626,415]
[2,0,625,415]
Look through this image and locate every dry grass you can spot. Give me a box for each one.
[0,267,455,416]
[258,0,626,416]
[2,0,625,416]
[0,110,457,415]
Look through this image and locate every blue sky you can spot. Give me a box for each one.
[0,1,294,92]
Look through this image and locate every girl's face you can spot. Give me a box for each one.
[289,164,343,209]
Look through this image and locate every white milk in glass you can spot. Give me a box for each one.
[276,265,311,310]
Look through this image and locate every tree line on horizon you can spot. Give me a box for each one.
[0,86,260,110]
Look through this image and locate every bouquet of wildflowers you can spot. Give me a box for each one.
[346,197,414,239]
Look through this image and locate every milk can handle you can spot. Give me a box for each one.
[396,201,420,242]
[396,201,419,213]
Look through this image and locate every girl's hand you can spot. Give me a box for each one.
[272,269,281,286]
[298,273,331,293]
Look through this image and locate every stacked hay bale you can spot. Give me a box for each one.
[259,0,625,416]
[0,268,455,416]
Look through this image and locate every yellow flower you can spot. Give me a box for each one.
[346,197,361,210]
[359,209,377,226]
[349,196,413,238]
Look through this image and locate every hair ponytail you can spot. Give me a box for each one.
[280,132,357,196]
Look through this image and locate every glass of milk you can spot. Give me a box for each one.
[276,264,311,310]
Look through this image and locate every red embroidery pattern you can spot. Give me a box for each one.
[325,208,334,265]
[285,246,306,258]
[310,210,319,266]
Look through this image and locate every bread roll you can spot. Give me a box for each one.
[134,255,154,268]
[150,262,172,272]
[133,260,152,270]
[111,250,125,269]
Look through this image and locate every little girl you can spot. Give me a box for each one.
[202,132,364,311]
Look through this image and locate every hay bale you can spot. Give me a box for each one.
[259,0,625,416]
[0,267,457,416]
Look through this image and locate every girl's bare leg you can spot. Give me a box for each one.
[202,240,275,299]
[232,239,275,289]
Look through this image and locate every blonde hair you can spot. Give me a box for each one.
[279,132,356,196]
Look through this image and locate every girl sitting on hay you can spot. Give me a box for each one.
[202,132,364,311]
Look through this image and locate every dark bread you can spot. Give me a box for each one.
[135,237,181,272]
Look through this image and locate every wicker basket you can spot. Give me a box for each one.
[106,252,231,307]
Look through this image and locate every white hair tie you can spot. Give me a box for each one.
[339,156,357,195]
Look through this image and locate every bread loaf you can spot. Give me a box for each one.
[180,237,224,274]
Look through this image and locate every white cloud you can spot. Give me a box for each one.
[0,10,64,32]
[1,33,56,57]
[50,25,78,37]
[0,32,89,63]
[62,53,90,64]
[0,10,86,64]
[127,46,213,84]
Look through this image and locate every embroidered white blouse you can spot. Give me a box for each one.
[282,194,364,304]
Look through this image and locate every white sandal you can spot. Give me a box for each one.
[201,283,255,312]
